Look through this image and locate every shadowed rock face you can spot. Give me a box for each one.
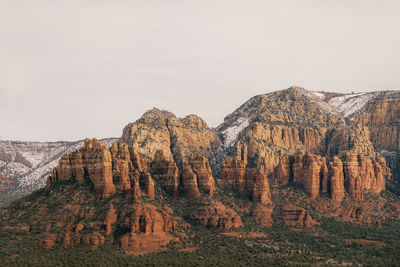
[182,152,215,198]
[150,150,180,198]
[291,152,328,199]
[220,157,271,205]
[328,156,345,202]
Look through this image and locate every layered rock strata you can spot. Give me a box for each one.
[181,152,215,199]
[186,201,243,229]
[150,150,180,198]
[47,139,156,200]
[220,157,271,204]
[121,108,221,165]
[281,205,318,228]
[218,87,393,203]
[120,204,177,252]
[47,138,116,200]
[274,152,390,201]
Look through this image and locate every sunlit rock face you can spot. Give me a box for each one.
[47,138,116,200]
[120,108,221,166]
[218,87,394,202]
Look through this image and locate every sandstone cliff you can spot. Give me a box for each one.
[218,87,393,203]
[47,138,116,200]
[220,157,271,205]
[47,139,157,200]
[181,152,215,199]
[121,108,221,166]
[120,203,177,253]
[150,150,180,198]
[186,201,243,229]
[30,86,400,255]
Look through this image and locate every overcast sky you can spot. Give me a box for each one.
[1,0,399,141]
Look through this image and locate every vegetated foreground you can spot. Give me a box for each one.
[1,86,400,266]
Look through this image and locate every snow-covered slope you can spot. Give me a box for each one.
[216,94,263,148]
[314,90,400,120]
[216,87,400,152]
[2,87,398,206]
[0,138,117,204]
[327,92,376,119]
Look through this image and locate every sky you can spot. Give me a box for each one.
[1,0,399,141]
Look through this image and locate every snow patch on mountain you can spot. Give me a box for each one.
[0,138,117,201]
[221,117,250,147]
[328,93,374,119]
[301,89,340,116]
[311,91,325,99]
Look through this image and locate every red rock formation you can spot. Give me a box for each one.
[62,231,106,249]
[121,108,221,165]
[250,205,274,227]
[272,151,389,202]
[130,170,142,201]
[281,205,318,228]
[48,138,116,200]
[104,203,117,235]
[328,156,345,202]
[220,157,246,192]
[181,152,215,199]
[48,139,159,201]
[42,233,57,249]
[343,152,390,200]
[186,201,243,229]
[75,223,84,233]
[110,142,132,192]
[245,167,271,205]
[120,204,176,252]
[110,142,155,199]
[291,152,328,199]
[140,172,155,200]
[330,203,381,226]
[187,152,215,196]
[82,232,105,250]
[37,202,177,252]
[181,162,201,199]
[359,98,400,151]
[220,157,271,205]
[150,150,180,198]
[274,157,292,185]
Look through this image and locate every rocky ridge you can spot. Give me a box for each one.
[2,86,400,255]
[0,138,117,204]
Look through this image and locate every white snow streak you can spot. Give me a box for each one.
[329,93,373,119]
[0,138,117,193]
[221,117,250,147]
[311,91,325,99]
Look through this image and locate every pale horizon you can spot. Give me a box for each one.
[1,0,399,141]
